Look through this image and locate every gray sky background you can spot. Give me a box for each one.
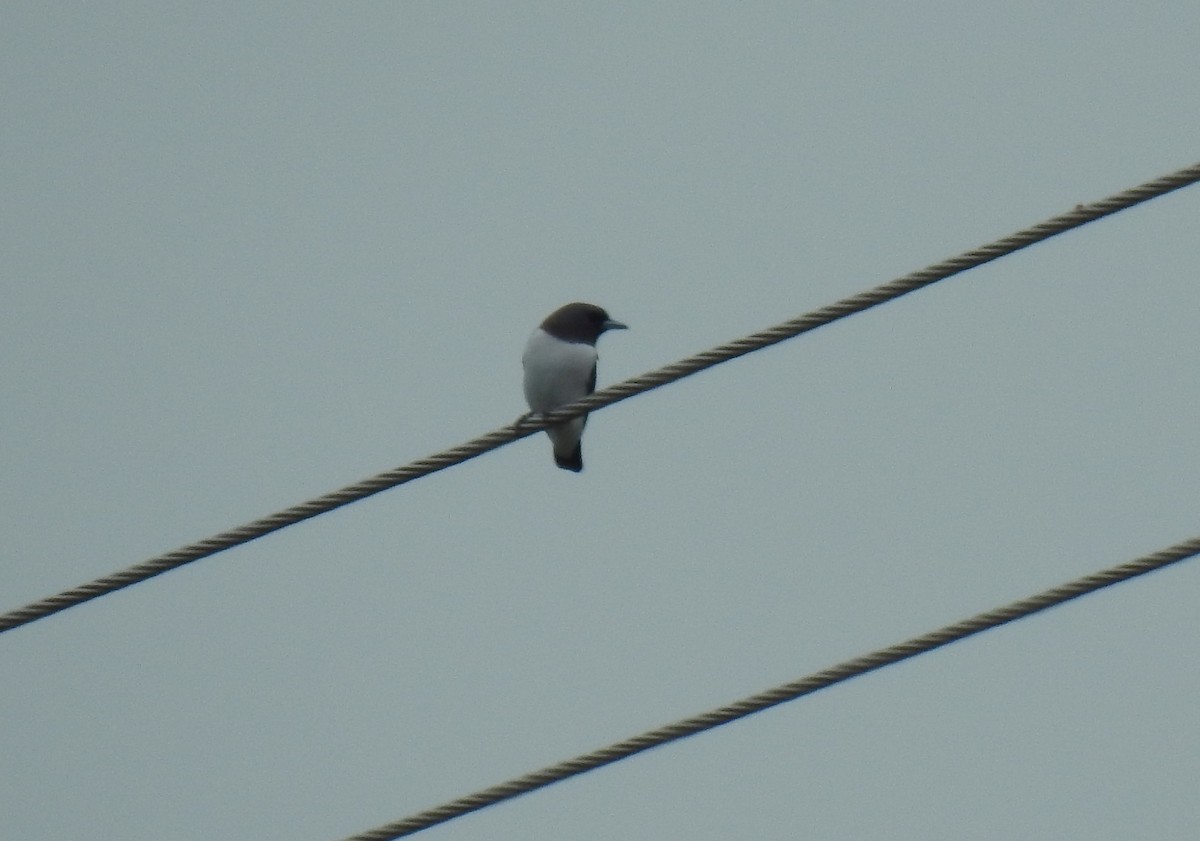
[4,4,1200,839]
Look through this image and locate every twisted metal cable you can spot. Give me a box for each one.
[3,162,1199,635]
[339,534,1200,841]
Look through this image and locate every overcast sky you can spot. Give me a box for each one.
[4,4,1200,840]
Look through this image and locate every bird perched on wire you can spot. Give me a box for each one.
[522,302,627,472]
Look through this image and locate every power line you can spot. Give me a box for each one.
[2,162,1199,636]
[337,533,1200,841]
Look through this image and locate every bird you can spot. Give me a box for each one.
[522,302,627,472]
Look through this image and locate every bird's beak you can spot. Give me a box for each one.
[603,318,628,332]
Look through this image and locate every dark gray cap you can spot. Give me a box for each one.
[540,302,627,345]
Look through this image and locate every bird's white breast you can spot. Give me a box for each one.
[522,328,597,412]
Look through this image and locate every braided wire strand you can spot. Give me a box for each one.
[2,162,1199,634]
[340,534,1200,841]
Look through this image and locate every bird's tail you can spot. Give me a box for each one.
[554,442,583,472]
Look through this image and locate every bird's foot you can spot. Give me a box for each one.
[516,411,547,429]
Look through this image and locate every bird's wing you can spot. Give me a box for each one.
[581,362,597,430]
